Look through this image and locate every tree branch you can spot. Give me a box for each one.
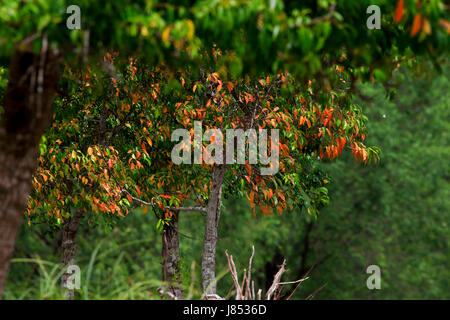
[121,189,207,213]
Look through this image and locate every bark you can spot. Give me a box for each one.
[0,42,61,299]
[61,210,83,300]
[161,210,183,299]
[201,164,226,295]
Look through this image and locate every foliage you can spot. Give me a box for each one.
[0,0,449,300]
[1,0,449,79]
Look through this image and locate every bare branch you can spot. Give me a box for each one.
[121,189,207,213]
[205,294,225,300]
[224,247,308,300]
[246,245,255,299]
[225,250,242,300]
[265,260,286,300]
[279,278,309,285]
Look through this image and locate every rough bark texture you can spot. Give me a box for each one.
[161,211,183,299]
[202,164,226,295]
[61,210,83,300]
[0,43,61,299]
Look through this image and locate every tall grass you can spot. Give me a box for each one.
[4,239,209,300]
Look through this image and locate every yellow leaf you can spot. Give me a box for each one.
[162,26,171,44]
[87,147,93,156]
[141,26,149,37]
[186,20,195,39]
[143,206,148,215]
[422,18,431,35]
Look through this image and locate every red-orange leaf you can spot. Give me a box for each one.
[127,194,133,203]
[410,14,422,37]
[395,0,404,24]
[226,82,234,92]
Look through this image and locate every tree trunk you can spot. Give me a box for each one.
[0,42,61,299]
[61,210,83,300]
[161,210,183,299]
[201,164,226,296]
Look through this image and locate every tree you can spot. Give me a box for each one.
[124,56,380,295]
[0,0,448,298]
[25,56,170,298]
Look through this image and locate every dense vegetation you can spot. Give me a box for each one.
[4,65,449,299]
[0,0,448,300]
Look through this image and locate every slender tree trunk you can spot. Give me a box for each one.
[202,164,226,296]
[0,42,61,299]
[61,210,83,300]
[161,210,183,299]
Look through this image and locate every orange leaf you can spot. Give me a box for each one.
[276,204,283,215]
[245,163,252,176]
[410,14,422,37]
[127,194,133,203]
[277,190,286,202]
[439,19,450,34]
[394,0,404,24]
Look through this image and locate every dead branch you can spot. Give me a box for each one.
[224,247,307,300]
[225,250,242,300]
[265,260,286,300]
